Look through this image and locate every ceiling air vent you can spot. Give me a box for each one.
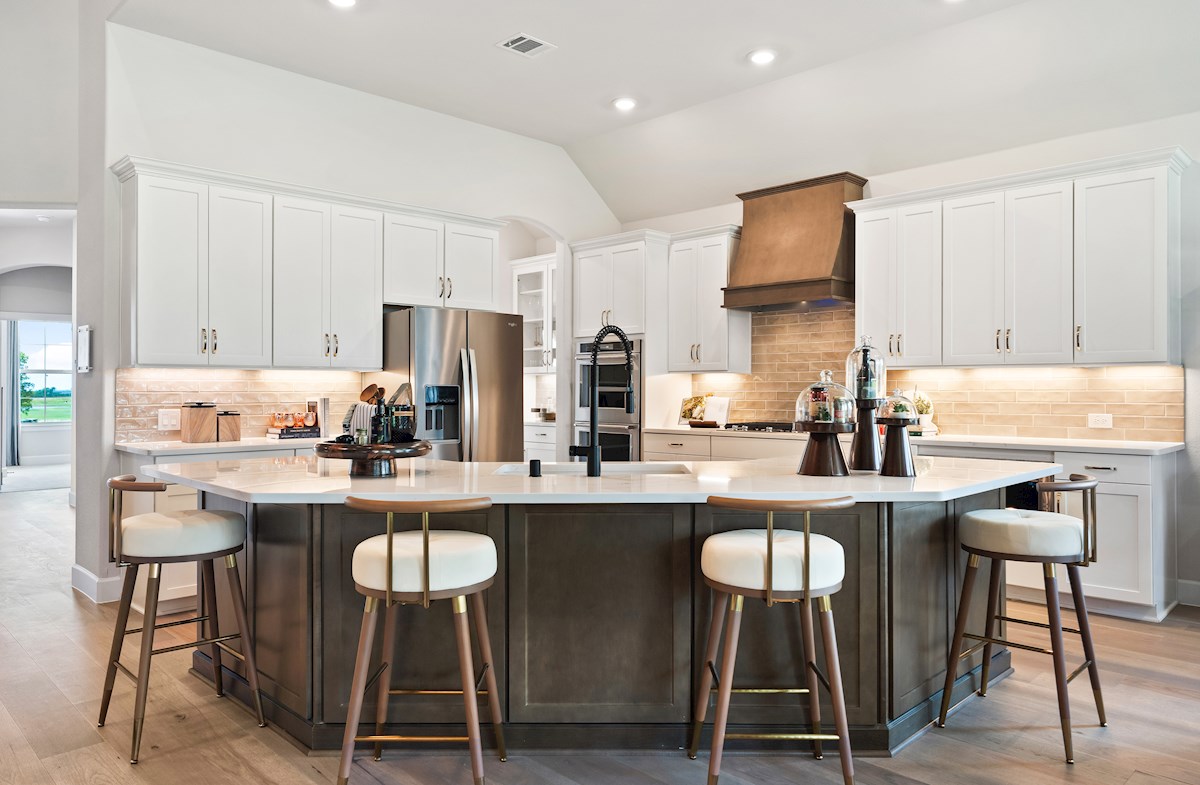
[497,34,557,58]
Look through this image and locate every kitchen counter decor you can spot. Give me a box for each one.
[847,335,885,471]
[796,369,856,476]
[879,389,918,477]
[313,439,432,478]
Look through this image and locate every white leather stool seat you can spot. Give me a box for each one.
[960,508,1084,559]
[701,529,845,593]
[353,530,497,593]
[120,509,246,559]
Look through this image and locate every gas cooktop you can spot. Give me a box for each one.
[724,421,796,433]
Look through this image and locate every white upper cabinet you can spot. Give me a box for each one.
[1005,181,1074,364]
[1074,166,1178,364]
[329,205,383,369]
[273,197,332,368]
[942,192,1005,365]
[667,227,749,373]
[573,248,611,338]
[383,214,444,308]
[571,232,662,338]
[854,204,940,367]
[444,222,499,311]
[208,186,273,367]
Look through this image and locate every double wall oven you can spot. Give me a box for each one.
[573,339,642,462]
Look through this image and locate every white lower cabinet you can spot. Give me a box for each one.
[523,424,557,463]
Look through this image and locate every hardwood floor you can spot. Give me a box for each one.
[2,487,1198,785]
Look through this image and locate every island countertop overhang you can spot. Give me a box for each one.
[141,455,1063,505]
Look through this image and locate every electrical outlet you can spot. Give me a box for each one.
[157,408,181,430]
[1087,413,1113,429]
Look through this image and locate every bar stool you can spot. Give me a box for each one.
[939,474,1106,763]
[337,497,506,785]
[690,496,857,785]
[97,475,266,763]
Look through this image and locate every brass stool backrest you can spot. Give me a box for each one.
[344,496,492,609]
[106,474,168,565]
[707,496,855,607]
[1035,473,1099,566]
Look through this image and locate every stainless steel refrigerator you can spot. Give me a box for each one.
[376,308,523,462]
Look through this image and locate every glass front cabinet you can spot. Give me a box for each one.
[512,253,557,374]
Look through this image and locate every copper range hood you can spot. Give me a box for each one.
[723,172,867,312]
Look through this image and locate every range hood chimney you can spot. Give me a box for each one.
[724,172,866,312]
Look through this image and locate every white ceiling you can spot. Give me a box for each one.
[108,0,1200,223]
[0,209,76,229]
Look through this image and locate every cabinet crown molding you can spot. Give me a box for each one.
[669,225,742,243]
[110,155,508,230]
[569,228,671,252]
[846,147,1192,212]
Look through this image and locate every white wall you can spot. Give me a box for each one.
[0,267,72,317]
[0,220,75,274]
[625,109,1200,603]
[19,424,71,466]
[0,0,78,206]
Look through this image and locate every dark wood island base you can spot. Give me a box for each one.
[195,491,1010,756]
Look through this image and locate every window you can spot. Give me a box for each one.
[18,321,72,424]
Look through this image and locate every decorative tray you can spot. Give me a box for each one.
[876,416,918,428]
[314,440,432,477]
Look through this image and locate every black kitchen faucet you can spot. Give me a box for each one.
[568,324,636,477]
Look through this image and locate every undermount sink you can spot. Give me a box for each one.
[493,462,692,476]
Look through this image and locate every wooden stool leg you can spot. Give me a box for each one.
[1067,564,1107,727]
[707,594,744,785]
[224,554,265,727]
[470,591,507,762]
[687,590,728,760]
[373,602,398,761]
[800,595,824,760]
[978,558,1003,697]
[819,596,854,785]
[201,559,224,697]
[453,595,486,785]
[1044,564,1074,764]
[98,564,138,728]
[939,552,980,727]
[130,563,161,764]
[337,597,380,785]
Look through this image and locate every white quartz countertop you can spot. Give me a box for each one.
[643,427,1183,455]
[143,454,1061,505]
[115,437,326,456]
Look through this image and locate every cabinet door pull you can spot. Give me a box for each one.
[668,442,684,447]
[1083,465,1116,472]
[535,432,547,437]
[200,328,208,354]
[446,277,453,299]
[212,328,218,355]
[333,334,339,358]
[1075,325,1082,351]
[1005,328,1012,353]
[995,329,1002,353]
[438,276,445,298]
[888,334,894,356]
[324,333,331,357]
[897,334,902,356]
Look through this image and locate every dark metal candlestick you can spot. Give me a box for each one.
[878,417,917,477]
[850,398,884,472]
[798,421,855,477]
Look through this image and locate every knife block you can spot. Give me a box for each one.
[180,405,218,443]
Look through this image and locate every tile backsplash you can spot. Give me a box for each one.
[691,305,1184,442]
[116,368,363,442]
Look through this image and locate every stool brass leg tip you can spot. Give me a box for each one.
[499,756,508,763]
[336,778,349,785]
[707,775,719,785]
[814,754,823,760]
[687,753,697,760]
[97,722,104,728]
[474,778,485,785]
[1100,722,1108,728]
[1066,759,1074,765]
[130,759,138,765]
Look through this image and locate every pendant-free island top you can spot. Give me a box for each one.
[139,453,1060,755]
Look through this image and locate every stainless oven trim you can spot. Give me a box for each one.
[574,341,643,426]
[572,422,641,462]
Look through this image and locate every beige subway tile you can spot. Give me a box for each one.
[1049,403,1095,416]
[967,424,1019,436]
[1069,390,1125,404]
[1111,416,1145,430]
[1104,403,1165,417]
[954,402,1001,414]
[1142,416,1185,431]
[986,414,1032,427]
[1145,377,1185,390]
[1086,378,1143,391]
[969,390,1017,403]
[1034,414,1087,428]
[1143,390,1184,403]
[1120,428,1184,442]
[1014,426,1071,439]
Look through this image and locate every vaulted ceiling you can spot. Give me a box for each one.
[110,0,1200,222]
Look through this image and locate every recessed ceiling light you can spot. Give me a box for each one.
[328,0,356,8]
[612,97,637,112]
[35,215,50,222]
[748,49,777,66]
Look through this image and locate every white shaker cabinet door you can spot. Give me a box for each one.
[696,234,738,371]
[1005,181,1074,364]
[573,249,610,338]
[608,242,646,335]
[444,222,499,311]
[329,205,383,370]
[894,202,942,367]
[207,187,273,367]
[273,197,331,367]
[667,240,699,371]
[383,213,444,307]
[1074,167,1170,364]
[942,192,1005,366]
[853,209,895,360]
[135,176,209,366]
[1061,483,1153,605]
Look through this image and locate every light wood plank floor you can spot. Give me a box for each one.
[2,488,1198,785]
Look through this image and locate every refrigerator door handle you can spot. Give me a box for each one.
[468,348,481,462]
[460,347,472,462]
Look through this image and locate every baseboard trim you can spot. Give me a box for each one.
[72,563,124,604]
[1007,584,1171,622]
[1179,579,1200,607]
[19,455,70,466]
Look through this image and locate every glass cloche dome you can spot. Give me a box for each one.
[880,389,917,421]
[845,335,886,402]
[796,370,856,426]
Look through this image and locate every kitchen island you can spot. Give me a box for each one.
[143,454,1060,755]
